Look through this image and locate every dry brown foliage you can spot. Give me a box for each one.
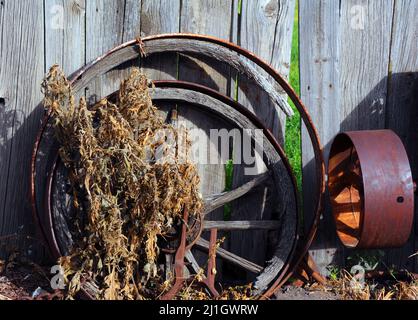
[42,66,203,300]
[324,270,418,300]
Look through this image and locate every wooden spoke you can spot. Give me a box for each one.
[165,254,174,281]
[203,220,280,231]
[329,171,362,198]
[203,171,271,215]
[328,147,353,175]
[185,250,203,275]
[331,201,361,214]
[336,223,359,239]
[195,238,263,274]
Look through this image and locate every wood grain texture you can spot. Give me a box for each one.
[140,0,180,80]
[123,0,142,40]
[203,220,280,230]
[178,0,234,277]
[230,0,295,277]
[300,0,400,274]
[179,0,233,92]
[385,0,418,271]
[45,0,86,76]
[178,0,234,194]
[178,1,233,219]
[196,238,263,274]
[41,0,87,260]
[300,0,343,275]
[339,0,393,131]
[203,170,271,214]
[0,0,45,258]
[335,0,394,272]
[234,0,295,141]
[85,0,138,100]
[66,37,293,116]
[0,0,416,275]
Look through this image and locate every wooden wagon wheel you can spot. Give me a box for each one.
[43,82,298,299]
[31,34,325,298]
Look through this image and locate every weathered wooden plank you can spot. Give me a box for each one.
[233,0,295,141]
[337,0,395,272]
[339,0,393,131]
[40,0,87,260]
[123,0,141,40]
[230,0,295,274]
[300,0,342,275]
[185,250,202,275]
[195,238,263,274]
[45,0,86,76]
[203,220,280,230]
[178,2,233,210]
[178,0,234,193]
[203,170,271,214]
[0,0,45,258]
[300,0,394,274]
[385,0,418,272]
[69,37,293,115]
[178,0,234,276]
[179,0,233,92]
[140,0,180,80]
[85,0,138,101]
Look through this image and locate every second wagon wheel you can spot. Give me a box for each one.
[43,81,298,299]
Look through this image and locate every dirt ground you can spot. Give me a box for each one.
[0,262,339,300]
[274,285,340,300]
[1,258,416,300]
[0,259,338,300]
[0,261,50,300]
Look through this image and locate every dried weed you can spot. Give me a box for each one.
[42,66,202,300]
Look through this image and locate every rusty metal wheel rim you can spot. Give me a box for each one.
[328,130,414,249]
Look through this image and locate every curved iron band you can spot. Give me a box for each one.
[31,33,325,296]
[330,130,414,249]
[43,81,299,298]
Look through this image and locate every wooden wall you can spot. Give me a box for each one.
[300,0,418,274]
[0,0,295,261]
[0,0,416,276]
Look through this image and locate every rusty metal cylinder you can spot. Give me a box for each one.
[328,130,414,249]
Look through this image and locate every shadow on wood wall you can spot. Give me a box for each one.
[304,72,418,272]
[0,100,46,261]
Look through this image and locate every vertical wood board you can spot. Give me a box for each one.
[0,0,45,258]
